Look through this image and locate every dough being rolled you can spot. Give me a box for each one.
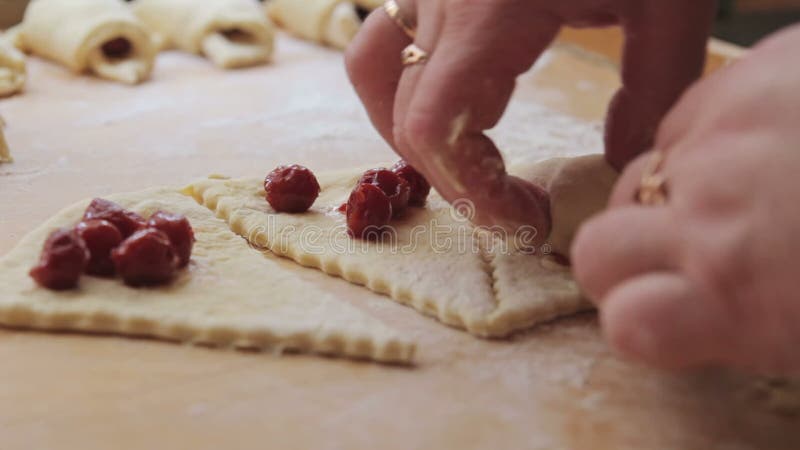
[0,40,25,97]
[184,156,610,338]
[133,0,274,69]
[267,0,363,50]
[14,0,156,85]
[522,155,618,256]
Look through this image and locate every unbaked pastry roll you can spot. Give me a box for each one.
[13,0,155,85]
[0,40,26,97]
[354,0,382,11]
[267,0,367,50]
[133,0,274,69]
[0,116,11,164]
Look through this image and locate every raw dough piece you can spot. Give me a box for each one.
[267,0,362,50]
[0,39,26,97]
[0,116,11,163]
[133,0,274,69]
[524,155,618,255]
[14,0,156,84]
[1,26,25,51]
[185,155,616,337]
[0,188,415,364]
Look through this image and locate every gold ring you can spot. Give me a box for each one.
[636,150,668,206]
[401,44,428,66]
[384,0,416,38]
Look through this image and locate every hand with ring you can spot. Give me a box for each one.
[347,0,800,375]
[346,0,716,243]
[573,25,800,374]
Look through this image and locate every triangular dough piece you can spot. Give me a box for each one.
[185,155,617,337]
[0,188,415,364]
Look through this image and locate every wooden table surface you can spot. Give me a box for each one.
[1,30,797,450]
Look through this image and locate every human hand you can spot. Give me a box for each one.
[572,24,800,375]
[346,0,716,241]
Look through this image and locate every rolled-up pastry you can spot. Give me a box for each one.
[2,26,26,52]
[354,0,382,11]
[0,40,26,97]
[133,0,274,69]
[0,116,11,164]
[13,0,156,85]
[267,0,366,50]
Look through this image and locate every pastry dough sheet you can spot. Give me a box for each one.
[186,155,617,337]
[0,188,415,364]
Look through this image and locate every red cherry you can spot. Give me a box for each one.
[82,198,146,238]
[264,165,321,213]
[358,168,410,217]
[346,183,392,239]
[112,229,179,287]
[147,211,194,268]
[29,228,89,290]
[391,160,431,207]
[75,219,123,277]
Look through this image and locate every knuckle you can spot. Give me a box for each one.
[401,109,448,153]
[685,239,743,301]
[391,122,409,153]
[343,40,370,85]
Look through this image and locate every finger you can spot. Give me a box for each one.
[571,206,682,303]
[344,6,413,145]
[393,3,560,235]
[392,0,442,151]
[600,272,734,370]
[604,0,716,169]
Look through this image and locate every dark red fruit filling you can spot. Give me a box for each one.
[147,211,195,268]
[102,38,132,59]
[358,168,410,217]
[112,229,179,287]
[75,219,123,276]
[29,228,89,290]
[346,183,392,239]
[264,164,321,213]
[82,198,146,238]
[391,160,430,207]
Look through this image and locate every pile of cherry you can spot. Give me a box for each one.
[264,160,431,238]
[30,199,195,290]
